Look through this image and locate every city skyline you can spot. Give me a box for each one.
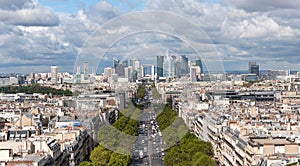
[2,1,300,166]
[0,0,300,73]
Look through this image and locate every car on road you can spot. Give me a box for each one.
[139,150,144,159]
[158,131,162,137]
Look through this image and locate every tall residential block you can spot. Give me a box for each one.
[51,66,58,84]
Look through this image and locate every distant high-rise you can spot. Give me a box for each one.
[129,59,140,71]
[76,66,81,75]
[181,55,189,75]
[248,62,256,73]
[175,61,181,77]
[83,61,89,79]
[104,67,113,77]
[129,59,135,68]
[124,66,133,81]
[115,64,125,77]
[156,56,164,77]
[251,64,260,76]
[51,66,58,84]
[142,64,155,79]
[142,65,151,77]
[195,58,203,74]
[134,59,141,70]
[122,60,128,67]
[190,66,200,82]
[249,62,259,76]
[163,52,175,77]
[113,59,120,68]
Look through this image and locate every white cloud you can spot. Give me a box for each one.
[1,0,300,73]
[227,0,300,12]
[221,15,298,39]
[86,1,120,24]
[0,0,59,26]
[0,0,114,73]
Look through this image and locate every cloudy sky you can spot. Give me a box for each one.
[0,0,300,74]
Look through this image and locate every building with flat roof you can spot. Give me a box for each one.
[51,66,58,84]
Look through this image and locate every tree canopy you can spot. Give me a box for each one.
[0,84,73,96]
[164,133,216,166]
[136,84,146,99]
[156,105,215,166]
[151,84,161,99]
[156,105,178,131]
[88,145,131,166]
[82,103,142,166]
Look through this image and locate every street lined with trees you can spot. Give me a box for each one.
[80,85,146,166]
[81,84,216,166]
[164,133,216,166]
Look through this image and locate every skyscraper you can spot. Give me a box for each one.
[249,62,259,76]
[142,64,155,78]
[83,61,89,80]
[195,58,203,74]
[104,67,113,77]
[76,66,81,75]
[251,64,260,76]
[129,59,135,69]
[115,64,125,77]
[51,66,58,84]
[124,66,133,81]
[134,59,141,71]
[163,53,175,77]
[156,55,164,77]
[175,61,182,77]
[190,66,200,82]
[113,58,120,68]
[181,55,189,75]
[122,60,128,67]
[248,62,256,73]
[143,65,151,77]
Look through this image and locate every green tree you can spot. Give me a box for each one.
[90,146,111,166]
[136,84,146,99]
[156,105,177,131]
[79,161,92,166]
[164,133,216,166]
[192,152,216,166]
[88,86,146,166]
[164,146,180,166]
[108,152,131,166]
[0,84,73,96]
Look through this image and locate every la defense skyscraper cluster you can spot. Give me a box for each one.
[156,50,203,80]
